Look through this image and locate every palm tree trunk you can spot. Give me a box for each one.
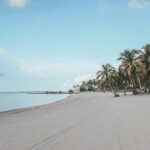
[137,76,142,93]
[108,79,117,96]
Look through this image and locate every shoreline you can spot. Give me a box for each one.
[0,94,73,115]
[0,91,148,115]
[0,93,71,114]
[1,93,150,150]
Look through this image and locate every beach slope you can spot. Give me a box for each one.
[0,93,150,150]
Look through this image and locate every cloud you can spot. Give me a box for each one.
[73,74,95,84]
[128,0,150,9]
[0,49,18,64]
[63,73,96,89]
[0,49,98,79]
[0,49,10,57]
[6,0,31,9]
[18,61,97,78]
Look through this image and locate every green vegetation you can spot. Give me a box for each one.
[72,44,150,96]
[68,89,74,93]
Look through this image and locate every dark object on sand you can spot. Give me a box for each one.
[115,93,120,97]
[124,91,126,96]
[133,89,138,95]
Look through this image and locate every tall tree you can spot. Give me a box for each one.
[138,44,150,91]
[96,64,116,95]
[117,49,139,93]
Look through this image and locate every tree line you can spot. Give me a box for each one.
[70,44,150,96]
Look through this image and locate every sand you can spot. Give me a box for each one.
[0,92,150,150]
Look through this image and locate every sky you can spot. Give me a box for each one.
[0,0,150,91]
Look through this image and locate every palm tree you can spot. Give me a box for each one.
[138,44,150,92]
[72,43,150,96]
[134,61,146,93]
[86,79,97,91]
[96,64,117,95]
[117,68,129,95]
[117,49,139,93]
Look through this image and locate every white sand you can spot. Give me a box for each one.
[0,92,150,150]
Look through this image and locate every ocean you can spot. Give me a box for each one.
[0,93,69,112]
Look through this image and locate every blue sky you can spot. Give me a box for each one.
[0,0,150,91]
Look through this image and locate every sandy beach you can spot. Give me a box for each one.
[0,93,150,150]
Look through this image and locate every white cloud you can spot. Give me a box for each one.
[6,0,31,9]
[18,61,97,78]
[63,73,96,89]
[128,0,150,9]
[0,49,17,63]
[0,49,10,57]
[73,74,95,84]
[0,49,98,79]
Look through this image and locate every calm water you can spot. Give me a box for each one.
[0,93,69,112]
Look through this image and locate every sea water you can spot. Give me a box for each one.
[0,93,69,112]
